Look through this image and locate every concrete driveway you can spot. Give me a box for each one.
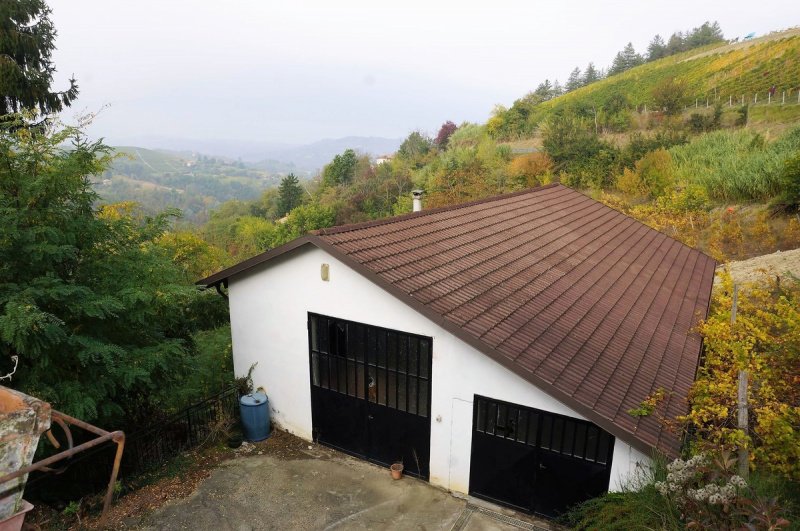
[136,441,552,531]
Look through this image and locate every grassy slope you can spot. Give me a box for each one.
[524,28,800,125]
[112,146,187,174]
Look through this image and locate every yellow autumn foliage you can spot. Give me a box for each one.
[684,270,800,480]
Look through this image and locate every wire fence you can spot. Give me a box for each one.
[25,387,240,503]
[689,88,800,108]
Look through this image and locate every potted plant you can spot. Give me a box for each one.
[390,461,404,480]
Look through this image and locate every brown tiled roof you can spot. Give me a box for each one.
[200,184,716,457]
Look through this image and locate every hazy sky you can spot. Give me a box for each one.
[49,1,797,147]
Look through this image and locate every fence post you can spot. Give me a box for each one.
[783,91,785,105]
[754,93,758,104]
[729,95,732,106]
[731,285,749,479]
[768,92,771,104]
[741,95,744,105]
[186,409,194,447]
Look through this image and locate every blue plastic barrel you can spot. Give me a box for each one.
[239,392,270,442]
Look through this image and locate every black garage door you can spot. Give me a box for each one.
[308,313,432,478]
[469,395,614,517]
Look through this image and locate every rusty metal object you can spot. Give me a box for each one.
[0,409,125,525]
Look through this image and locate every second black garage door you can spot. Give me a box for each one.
[469,395,615,517]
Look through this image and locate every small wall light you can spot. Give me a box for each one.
[320,263,330,281]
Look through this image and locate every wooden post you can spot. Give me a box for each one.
[729,95,732,106]
[783,91,785,105]
[768,92,771,104]
[755,93,758,104]
[732,285,749,479]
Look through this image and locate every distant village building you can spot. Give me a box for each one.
[375,154,393,165]
[199,185,716,517]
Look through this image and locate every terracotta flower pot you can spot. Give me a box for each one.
[390,462,404,480]
[0,500,33,531]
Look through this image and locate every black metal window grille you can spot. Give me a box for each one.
[474,396,613,465]
[309,313,431,418]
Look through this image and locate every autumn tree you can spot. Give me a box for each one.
[652,77,687,115]
[616,148,675,198]
[508,152,554,188]
[687,272,800,480]
[434,121,457,150]
[0,0,78,117]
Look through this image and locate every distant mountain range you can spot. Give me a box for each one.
[109,135,403,173]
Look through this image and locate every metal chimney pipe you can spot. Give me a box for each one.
[412,190,424,212]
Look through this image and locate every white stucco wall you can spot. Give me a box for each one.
[227,244,652,494]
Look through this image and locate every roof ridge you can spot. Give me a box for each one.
[376,193,594,286]
[423,198,603,307]
[315,183,562,236]
[344,188,575,263]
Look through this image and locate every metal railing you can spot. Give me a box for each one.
[0,410,125,525]
[24,387,239,510]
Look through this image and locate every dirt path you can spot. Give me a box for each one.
[719,247,800,285]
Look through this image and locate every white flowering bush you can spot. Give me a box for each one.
[654,452,789,530]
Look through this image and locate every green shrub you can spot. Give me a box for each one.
[773,153,800,212]
[670,126,800,201]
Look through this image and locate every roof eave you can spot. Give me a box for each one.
[196,235,317,288]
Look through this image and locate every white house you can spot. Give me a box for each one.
[199,184,716,517]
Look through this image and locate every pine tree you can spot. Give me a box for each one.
[608,43,644,76]
[277,173,303,217]
[565,67,583,92]
[0,0,78,117]
[582,62,600,85]
[647,35,667,61]
[608,51,627,76]
[666,32,686,55]
[534,79,553,99]
[551,79,563,98]
[686,21,724,48]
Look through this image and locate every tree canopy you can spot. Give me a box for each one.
[0,116,223,424]
[321,149,358,188]
[0,0,78,117]
[277,173,304,216]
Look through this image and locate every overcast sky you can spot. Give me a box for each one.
[49,1,796,147]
